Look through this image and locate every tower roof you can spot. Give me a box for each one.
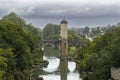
[61,19,68,24]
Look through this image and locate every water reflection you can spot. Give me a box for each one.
[60,59,68,80]
[42,56,82,80]
[41,46,82,80]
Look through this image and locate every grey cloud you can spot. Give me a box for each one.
[21,4,120,19]
[1,0,120,28]
[1,0,120,19]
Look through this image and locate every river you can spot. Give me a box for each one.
[40,46,82,80]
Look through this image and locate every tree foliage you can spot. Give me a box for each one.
[77,26,120,80]
[0,12,43,80]
[43,24,60,40]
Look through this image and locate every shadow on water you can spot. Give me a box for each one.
[60,59,68,80]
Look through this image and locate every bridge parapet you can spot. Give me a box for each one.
[40,40,83,47]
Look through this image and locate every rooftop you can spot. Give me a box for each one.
[61,19,68,24]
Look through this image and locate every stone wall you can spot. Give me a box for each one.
[111,67,120,80]
[60,20,68,57]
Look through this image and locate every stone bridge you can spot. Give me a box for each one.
[40,40,83,47]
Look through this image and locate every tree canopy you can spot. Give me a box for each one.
[0,12,43,80]
[77,26,120,80]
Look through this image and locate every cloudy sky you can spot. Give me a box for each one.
[0,0,120,28]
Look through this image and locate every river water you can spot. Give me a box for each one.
[40,47,82,80]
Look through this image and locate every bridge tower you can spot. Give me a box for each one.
[60,19,68,57]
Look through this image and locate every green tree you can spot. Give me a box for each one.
[0,48,7,80]
[77,26,120,80]
[2,48,16,80]
[2,12,26,27]
[83,26,89,34]
[0,12,44,80]
[43,24,60,40]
